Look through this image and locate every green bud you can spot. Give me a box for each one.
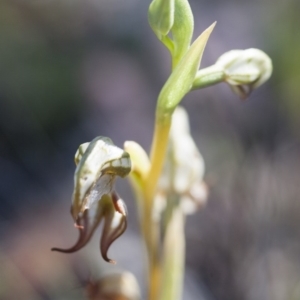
[148,0,194,63]
[148,0,175,39]
[171,0,194,68]
[157,22,216,120]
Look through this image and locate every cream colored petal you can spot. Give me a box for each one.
[72,136,131,220]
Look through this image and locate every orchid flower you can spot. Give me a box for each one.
[52,136,131,264]
[156,106,208,216]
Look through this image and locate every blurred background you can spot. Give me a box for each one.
[1,0,300,299]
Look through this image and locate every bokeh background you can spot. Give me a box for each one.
[1,0,300,299]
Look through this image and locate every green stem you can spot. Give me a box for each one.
[192,64,224,90]
[147,116,172,201]
[160,207,185,300]
[142,115,172,300]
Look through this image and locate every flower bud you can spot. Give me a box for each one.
[148,0,201,69]
[148,0,174,39]
[171,0,194,67]
[86,272,140,300]
[215,48,272,98]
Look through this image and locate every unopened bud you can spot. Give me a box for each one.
[148,0,174,39]
[215,48,272,98]
[86,272,141,300]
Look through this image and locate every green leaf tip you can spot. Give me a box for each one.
[157,22,216,120]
